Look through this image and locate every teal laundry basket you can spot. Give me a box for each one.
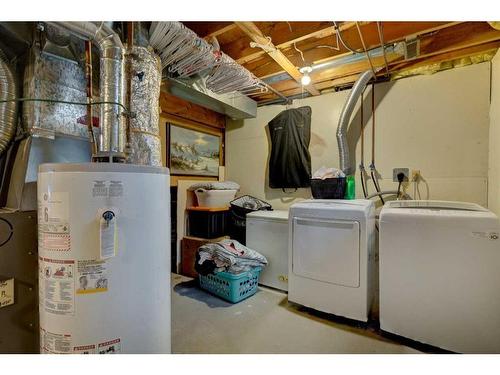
[199,267,262,303]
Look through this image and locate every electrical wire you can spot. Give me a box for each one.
[293,42,305,62]
[0,98,129,113]
[333,21,358,53]
[366,190,412,200]
[286,22,306,63]
[317,43,340,51]
[376,22,390,77]
[397,180,402,200]
[370,170,384,204]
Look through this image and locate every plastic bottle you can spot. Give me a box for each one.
[344,175,355,200]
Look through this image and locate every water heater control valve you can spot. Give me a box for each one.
[102,211,115,227]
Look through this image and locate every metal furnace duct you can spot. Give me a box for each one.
[127,46,162,166]
[47,22,126,158]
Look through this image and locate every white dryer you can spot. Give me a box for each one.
[288,199,376,322]
[246,210,289,291]
[379,200,500,353]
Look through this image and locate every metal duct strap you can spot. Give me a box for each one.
[0,51,18,155]
[336,70,374,175]
[127,46,162,166]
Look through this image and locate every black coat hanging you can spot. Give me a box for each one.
[267,106,312,189]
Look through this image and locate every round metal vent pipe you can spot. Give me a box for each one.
[47,22,126,159]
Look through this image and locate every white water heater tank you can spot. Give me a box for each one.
[38,163,170,354]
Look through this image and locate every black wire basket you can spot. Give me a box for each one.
[310,177,346,199]
[229,195,272,244]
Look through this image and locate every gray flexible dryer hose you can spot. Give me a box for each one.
[336,70,374,175]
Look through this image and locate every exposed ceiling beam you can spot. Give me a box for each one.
[263,52,403,95]
[235,22,362,65]
[235,21,320,96]
[417,22,500,59]
[244,22,461,79]
[226,22,334,63]
[390,40,500,74]
[254,39,500,101]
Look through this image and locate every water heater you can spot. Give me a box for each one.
[37,163,170,354]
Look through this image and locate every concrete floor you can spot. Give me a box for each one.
[171,274,421,354]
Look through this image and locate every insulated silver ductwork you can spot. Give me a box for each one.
[336,70,374,175]
[127,46,162,166]
[0,51,18,155]
[47,22,125,157]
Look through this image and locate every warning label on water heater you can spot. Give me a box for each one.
[98,338,121,354]
[39,257,75,316]
[39,191,71,252]
[73,344,97,354]
[76,259,108,294]
[0,278,14,308]
[40,328,72,354]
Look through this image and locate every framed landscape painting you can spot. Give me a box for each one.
[167,123,221,177]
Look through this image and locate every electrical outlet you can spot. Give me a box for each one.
[393,168,409,182]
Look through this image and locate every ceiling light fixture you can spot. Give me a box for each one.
[299,65,313,86]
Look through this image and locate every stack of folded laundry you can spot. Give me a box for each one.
[195,239,267,275]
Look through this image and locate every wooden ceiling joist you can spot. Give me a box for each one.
[390,40,500,74]
[251,23,500,100]
[244,22,460,79]
[235,21,320,96]
[182,21,500,104]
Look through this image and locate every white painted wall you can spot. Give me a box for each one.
[489,53,500,215]
[226,63,491,210]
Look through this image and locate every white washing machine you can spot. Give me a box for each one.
[379,200,500,353]
[288,199,376,322]
[246,210,289,291]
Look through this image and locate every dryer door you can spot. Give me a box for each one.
[292,217,360,287]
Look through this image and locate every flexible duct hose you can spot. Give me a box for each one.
[336,70,374,175]
[0,52,18,155]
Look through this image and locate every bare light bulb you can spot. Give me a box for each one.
[301,73,311,86]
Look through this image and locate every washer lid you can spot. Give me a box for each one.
[246,210,289,221]
[293,199,373,209]
[384,200,489,212]
[290,199,374,221]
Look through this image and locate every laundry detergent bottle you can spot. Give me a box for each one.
[344,175,355,200]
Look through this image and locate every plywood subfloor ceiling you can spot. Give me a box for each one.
[182,21,500,104]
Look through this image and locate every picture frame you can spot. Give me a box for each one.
[166,122,222,177]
